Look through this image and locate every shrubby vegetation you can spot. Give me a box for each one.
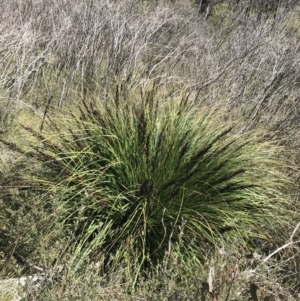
[0,0,300,300]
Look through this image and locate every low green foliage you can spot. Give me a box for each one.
[11,242,297,301]
[0,83,293,280]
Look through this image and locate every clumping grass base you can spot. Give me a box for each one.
[0,85,292,280]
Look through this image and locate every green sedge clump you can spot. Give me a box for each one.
[0,85,291,277]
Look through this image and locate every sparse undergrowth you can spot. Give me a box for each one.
[14,230,300,301]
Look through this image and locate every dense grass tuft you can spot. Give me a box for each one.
[0,84,292,278]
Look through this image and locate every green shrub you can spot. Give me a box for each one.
[0,84,292,279]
